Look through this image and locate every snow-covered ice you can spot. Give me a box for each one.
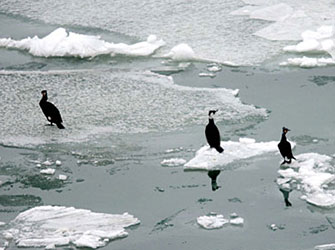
[160,158,186,167]
[185,138,284,170]
[55,160,62,166]
[2,205,140,249]
[0,28,165,58]
[277,153,335,208]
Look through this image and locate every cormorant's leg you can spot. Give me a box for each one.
[284,198,292,207]
[281,160,287,165]
[287,159,292,164]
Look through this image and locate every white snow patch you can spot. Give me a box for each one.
[278,153,335,208]
[199,72,216,78]
[0,28,165,58]
[160,158,186,167]
[40,168,55,175]
[3,205,140,249]
[185,138,283,170]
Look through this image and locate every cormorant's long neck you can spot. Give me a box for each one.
[281,133,287,142]
[40,95,48,103]
[208,118,215,124]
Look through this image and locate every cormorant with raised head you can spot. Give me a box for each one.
[278,127,295,165]
[39,90,65,129]
[205,110,224,153]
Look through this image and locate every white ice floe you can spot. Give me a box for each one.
[0,222,5,227]
[315,243,335,250]
[0,28,165,58]
[40,168,56,175]
[197,213,244,229]
[160,158,186,167]
[3,205,140,249]
[283,26,334,54]
[277,153,335,208]
[280,57,335,68]
[55,160,62,166]
[197,214,229,229]
[185,138,283,170]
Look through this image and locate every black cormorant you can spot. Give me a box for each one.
[205,110,224,153]
[39,90,65,129]
[278,127,295,165]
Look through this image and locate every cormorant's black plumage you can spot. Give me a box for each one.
[39,90,65,129]
[205,110,224,153]
[278,127,295,164]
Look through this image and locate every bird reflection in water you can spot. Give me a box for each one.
[208,170,221,191]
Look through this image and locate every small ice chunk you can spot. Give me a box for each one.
[230,217,244,226]
[315,243,335,250]
[40,168,56,175]
[207,64,222,72]
[197,214,229,229]
[36,163,42,168]
[199,72,216,78]
[42,160,53,166]
[0,221,5,226]
[58,175,68,181]
[55,160,62,166]
[163,43,196,61]
[280,56,335,68]
[160,158,186,167]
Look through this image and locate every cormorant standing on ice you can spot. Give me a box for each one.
[205,110,224,153]
[278,127,295,165]
[39,90,65,129]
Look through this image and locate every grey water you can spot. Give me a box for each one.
[1,2,335,250]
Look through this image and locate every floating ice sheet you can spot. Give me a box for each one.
[0,70,267,147]
[277,153,335,208]
[184,138,281,170]
[2,205,140,249]
[0,28,165,58]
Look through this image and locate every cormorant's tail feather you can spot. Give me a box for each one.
[56,123,65,129]
[215,146,224,153]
